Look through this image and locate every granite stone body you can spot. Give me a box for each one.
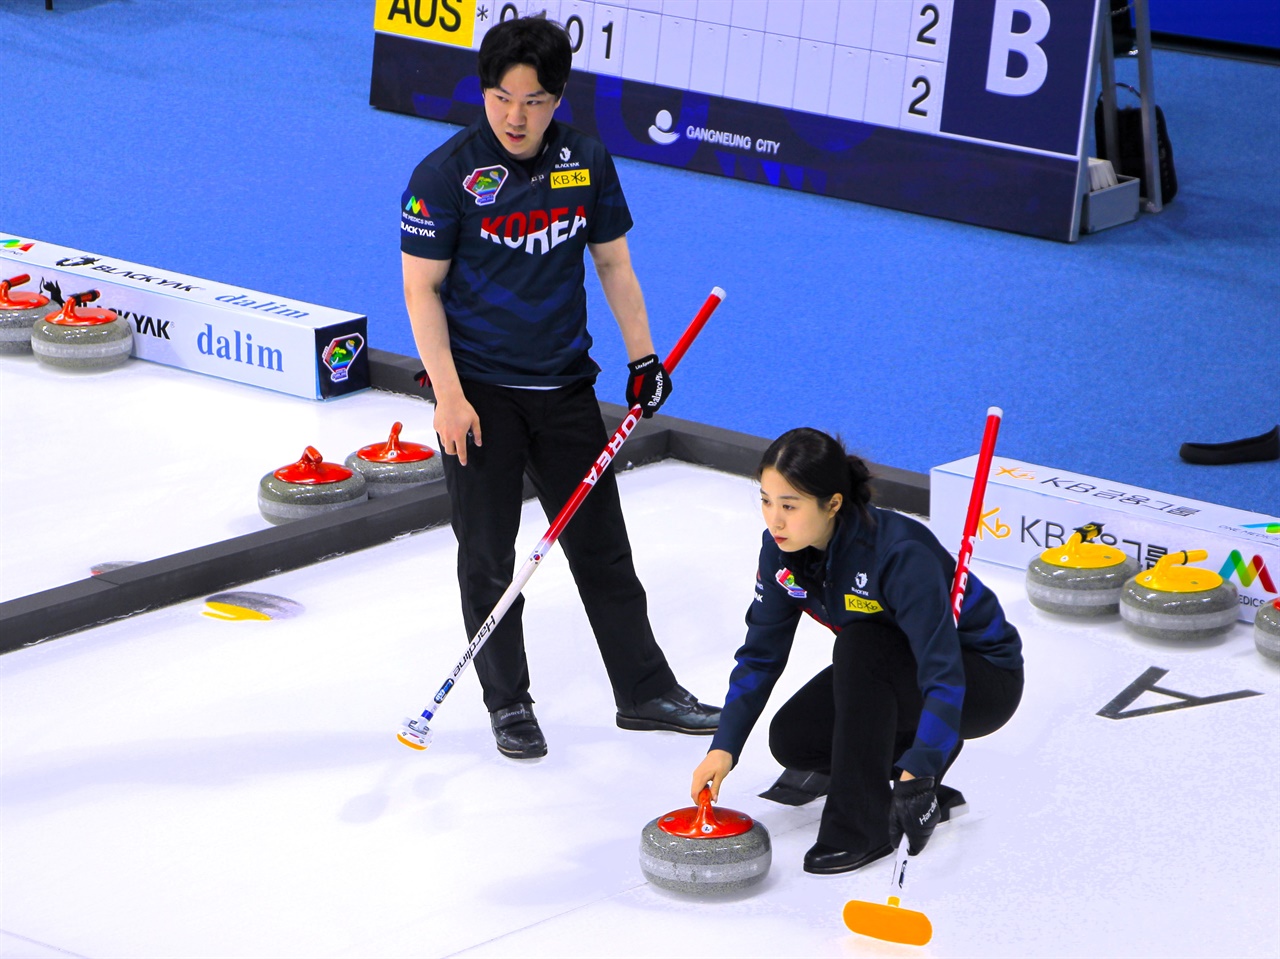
[638,817,771,895]
[1254,601,1280,661]
[1119,579,1239,640]
[257,472,368,525]
[31,316,133,370]
[1026,554,1140,615]
[0,301,59,354]
[343,450,444,497]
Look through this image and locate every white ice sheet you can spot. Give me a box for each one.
[2,463,1278,958]
[0,354,436,601]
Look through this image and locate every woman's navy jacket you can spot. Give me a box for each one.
[709,507,1023,778]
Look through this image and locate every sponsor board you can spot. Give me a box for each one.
[931,455,1280,625]
[0,233,368,399]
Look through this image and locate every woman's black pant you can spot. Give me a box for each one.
[768,621,1023,853]
[439,379,676,714]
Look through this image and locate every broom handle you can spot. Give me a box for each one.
[948,408,1003,627]
[412,288,726,724]
[890,407,1003,899]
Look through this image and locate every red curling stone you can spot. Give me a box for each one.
[344,421,443,498]
[639,787,771,895]
[0,274,60,355]
[30,290,133,370]
[257,446,368,525]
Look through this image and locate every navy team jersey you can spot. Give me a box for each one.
[709,508,1024,779]
[401,115,633,386]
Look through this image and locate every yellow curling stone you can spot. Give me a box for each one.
[1120,550,1239,641]
[1025,522,1140,616]
[1255,599,1280,661]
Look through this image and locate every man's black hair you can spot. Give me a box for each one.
[478,16,572,98]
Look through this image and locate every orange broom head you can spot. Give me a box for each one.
[843,897,933,946]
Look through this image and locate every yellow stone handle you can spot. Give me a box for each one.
[1039,522,1128,569]
[1137,549,1222,593]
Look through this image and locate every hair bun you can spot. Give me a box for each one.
[846,455,873,506]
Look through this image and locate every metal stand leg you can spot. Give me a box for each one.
[1094,0,1163,214]
[1099,3,1120,164]
[1133,0,1164,211]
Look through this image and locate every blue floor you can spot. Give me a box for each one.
[2,0,1277,516]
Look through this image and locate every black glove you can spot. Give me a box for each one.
[625,353,670,418]
[889,776,940,855]
[412,368,430,389]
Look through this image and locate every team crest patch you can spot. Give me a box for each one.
[463,165,508,206]
[776,568,806,599]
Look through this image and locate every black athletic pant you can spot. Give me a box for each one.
[439,379,677,713]
[768,621,1023,853]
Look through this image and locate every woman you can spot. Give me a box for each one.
[690,428,1024,874]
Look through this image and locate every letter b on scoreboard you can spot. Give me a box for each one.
[940,0,1095,156]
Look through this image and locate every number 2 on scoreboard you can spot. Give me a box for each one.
[900,58,944,134]
[909,77,931,115]
[917,4,940,45]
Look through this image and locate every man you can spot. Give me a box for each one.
[400,16,720,759]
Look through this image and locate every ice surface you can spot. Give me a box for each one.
[2,456,1278,957]
[0,355,436,601]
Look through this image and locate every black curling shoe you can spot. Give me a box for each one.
[490,703,547,759]
[803,842,894,875]
[616,684,721,734]
[759,768,831,806]
[937,784,968,822]
[1179,425,1279,465]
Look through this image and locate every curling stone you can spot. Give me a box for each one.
[343,421,443,498]
[1255,599,1280,662]
[1119,549,1239,641]
[30,290,132,370]
[0,274,59,354]
[639,787,771,895]
[1026,522,1140,616]
[257,446,368,525]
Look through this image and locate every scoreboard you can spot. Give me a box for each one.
[370,0,1102,241]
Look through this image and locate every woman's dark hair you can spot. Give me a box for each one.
[756,428,873,518]
[478,16,572,98]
